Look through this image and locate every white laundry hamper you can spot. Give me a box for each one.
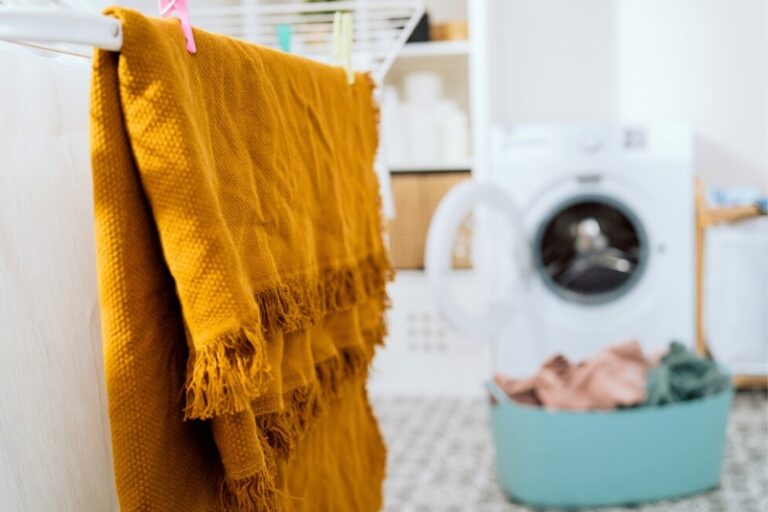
[704,217,768,377]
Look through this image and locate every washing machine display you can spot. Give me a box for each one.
[534,194,649,304]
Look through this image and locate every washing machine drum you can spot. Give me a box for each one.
[534,197,648,304]
[425,181,649,337]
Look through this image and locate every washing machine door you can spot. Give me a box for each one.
[532,194,649,305]
[425,180,531,338]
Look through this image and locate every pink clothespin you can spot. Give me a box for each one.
[157,0,196,54]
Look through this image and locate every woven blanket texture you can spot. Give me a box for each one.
[90,8,391,511]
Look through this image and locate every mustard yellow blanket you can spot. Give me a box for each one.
[90,8,391,511]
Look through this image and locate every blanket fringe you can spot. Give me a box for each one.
[256,345,372,460]
[219,305,389,507]
[255,253,392,334]
[366,314,389,348]
[184,254,391,420]
[220,468,283,512]
[184,321,271,420]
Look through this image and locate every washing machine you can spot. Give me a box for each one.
[426,124,694,377]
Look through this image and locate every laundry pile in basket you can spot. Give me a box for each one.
[493,341,730,411]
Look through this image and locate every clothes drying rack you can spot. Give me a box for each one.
[0,1,424,84]
[0,8,122,55]
[0,0,424,218]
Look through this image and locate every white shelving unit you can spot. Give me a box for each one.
[397,39,469,59]
[372,1,493,397]
[381,0,475,175]
[369,270,490,397]
[389,159,472,173]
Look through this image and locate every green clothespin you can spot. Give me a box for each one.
[277,23,292,53]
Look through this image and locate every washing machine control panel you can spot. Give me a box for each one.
[491,124,691,163]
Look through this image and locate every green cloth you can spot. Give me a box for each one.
[644,342,731,406]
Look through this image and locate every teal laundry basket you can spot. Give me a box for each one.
[486,381,733,508]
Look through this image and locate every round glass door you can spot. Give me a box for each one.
[533,195,648,304]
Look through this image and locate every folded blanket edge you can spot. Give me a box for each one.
[184,320,271,421]
[220,467,283,512]
[221,324,387,510]
[184,252,393,421]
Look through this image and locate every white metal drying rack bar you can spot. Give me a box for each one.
[194,0,423,83]
[0,0,424,82]
[0,8,122,54]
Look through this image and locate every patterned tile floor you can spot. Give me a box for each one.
[372,391,768,512]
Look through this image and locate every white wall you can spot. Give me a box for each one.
[491,0,617,123]
[492,0,768,190]
[617,0,767,189]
